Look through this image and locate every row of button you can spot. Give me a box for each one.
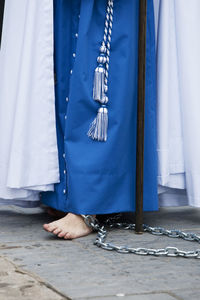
[63,13,80,195]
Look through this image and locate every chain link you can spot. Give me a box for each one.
[81,214,200,259]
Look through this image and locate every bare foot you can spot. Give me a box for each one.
[43,213,93,239]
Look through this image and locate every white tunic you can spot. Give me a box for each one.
[155,0,200,207]
[0,0,59,205]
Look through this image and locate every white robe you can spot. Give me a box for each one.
[155,0,200,207]
[0,0,59,206]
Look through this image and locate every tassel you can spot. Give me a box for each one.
[88,106,108,142]
[93,66,105,103]
[87,0,114,142]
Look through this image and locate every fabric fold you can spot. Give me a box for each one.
[0,0,59,205]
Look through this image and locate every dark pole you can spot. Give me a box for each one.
[135,0,147,233]
[0,0,5,48]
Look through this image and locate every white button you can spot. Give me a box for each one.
[73,53,76,58]
[66,97,69,102]
[75,33,78,38]
[63,153,65,158]
[70,69,73,74]
[63,189,66,194]
[64,170,66,174]
[64,115,67,120]
[78,15,80,19]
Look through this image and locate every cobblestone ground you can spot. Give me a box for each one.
[0,205,200,300]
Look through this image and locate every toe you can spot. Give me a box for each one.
[64,232,72,240]
[45,222,58,233]
[58,230,67,238]
[53,228,62,235]
[43,224,51,232]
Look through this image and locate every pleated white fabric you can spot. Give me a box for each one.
[0,0,59,205]
[155,0,200,207]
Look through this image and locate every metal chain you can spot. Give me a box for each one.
[82,215,200,258]
[86,0,199,258]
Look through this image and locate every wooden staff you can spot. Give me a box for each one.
[0,0,5,48]
[135,0,147,233]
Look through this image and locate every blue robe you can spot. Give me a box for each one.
[42,0,158,214]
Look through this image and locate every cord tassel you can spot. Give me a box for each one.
[93,66,106,103]
[87,106,108,142]
[87,0,114,142]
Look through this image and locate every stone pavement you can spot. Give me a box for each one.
[0,256,66,300]
[0,205,200,300]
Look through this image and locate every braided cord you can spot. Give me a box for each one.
[102,0,114,95]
